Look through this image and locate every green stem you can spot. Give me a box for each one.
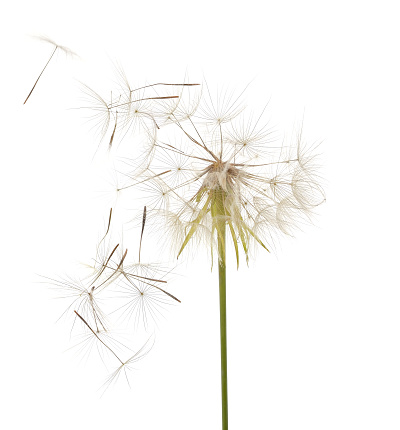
[216,190,228,430]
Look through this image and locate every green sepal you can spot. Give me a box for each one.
[245,225,270,253]
[177,193,212,259]
[227,219,240,269]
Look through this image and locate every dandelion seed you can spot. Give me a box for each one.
[74,310,124,364]
[24,35,78,104]
[42,273,109,333]
[77,71,199,149]
[112,263,178,331]
[100,335,155,394]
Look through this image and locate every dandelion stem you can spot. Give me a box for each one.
[216,189,228,430]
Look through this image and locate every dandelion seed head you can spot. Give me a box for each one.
[84,77,325,266]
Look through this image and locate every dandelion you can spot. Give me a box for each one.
[46,63,324,424]
[97,81,325,429]
[23,35,78,104]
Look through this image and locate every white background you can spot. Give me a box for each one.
[2,1,400,429]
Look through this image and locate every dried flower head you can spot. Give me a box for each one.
[104,83,325,267]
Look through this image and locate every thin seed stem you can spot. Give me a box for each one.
[96,208,113,262]
[129,82,200,94]
[109,112,118,147]
[24,45,58,104]
[92,244,119,288]
[233,158,299,168]
[122,272,181,303]
[139,206,147,263]
[74,310,124,365]
[108,95,179,110]
[156,141,213,163]
[95,248,128,291]
[173,117,220,162]
[117,170,172,191]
